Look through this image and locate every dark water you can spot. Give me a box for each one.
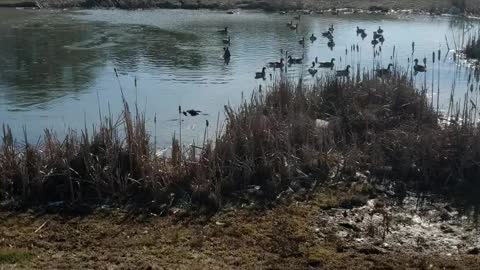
[0,8,477,147]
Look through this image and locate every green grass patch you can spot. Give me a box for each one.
[0,249,33,265]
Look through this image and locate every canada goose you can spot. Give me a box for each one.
[371,39,379,46]
[322,31,333,38]
[288,55,303,64]
[361,32,367,39]
[223,47,231,60]
[379,36,385,44]
[319,58,335,68]
[255,67,266,79]
[290,24,298,30]
[327,38,335,49]
[299,37,305,45]
[268,58,284,68]
[373,31,381,39]
[414,59,426,72]
[310,33,317,41]
[287,21,293,26]
[356,26,365,34]
[223,36,231,45]
[185,109,202,116]
[218,27,228,34]
[376,63,393,77]
[336,65,351,77]
[377,26,384,34]
[308,62,318,76]
[328,24,334,32]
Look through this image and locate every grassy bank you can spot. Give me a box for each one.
[465,34,480,60]
[1,69,480,214]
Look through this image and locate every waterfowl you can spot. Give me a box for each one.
[223,36,231,45]
[218,27,228,34]
[379,35,385,44]
[336,65,351,77]
[223,47,231,60]
[255,67,266,79]
[360,32,367,39]
[185,109,202,116]
[373,31,381,39]
[377,26,384,34]
[319,58,335,68]
[288,55,303,64]
[376,63,393,77]
[328,24,334,32]
[268,58,285,68]
[308,62,318,76]
[287,21,293,26]
[371,39,379,46]
[289,24,298,30]
[356,26,365,34]
[327,38,335,49]
[310,33,317,41]
[414,59,427,72]
[299,37,305,46]
[322,31,333,38]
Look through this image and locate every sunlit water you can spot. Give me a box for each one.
[0,8,478,147]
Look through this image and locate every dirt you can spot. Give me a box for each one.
[1,182,479,269]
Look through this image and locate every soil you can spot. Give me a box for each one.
[1,182,479,269]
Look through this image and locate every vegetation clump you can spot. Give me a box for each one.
[1,70,480,213]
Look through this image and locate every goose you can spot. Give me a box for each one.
[287,21,293,26]
[376,63,393,77]
[360,32,367,39]
[223,47,231,60]
[290,24,298,30]
[322,31,333,38]
[373,31,381,39]
[414,59,426,72]
[255,67,266,79]
[379,36,385,44]
[328,24,334,32]
[318,58,335,68]
[223,36,231,45]
[327,38,335,49]
[308,62,318,76]
[377,26,384,34]
[218,27,228,34]
[268,58,284,68]
[356,26,365,34]
[299,37,305,46]
[310,33,317,41]
[371,39,379,46]
[288,55,303,64]
[185,109,202,116]
[336,65,351,77]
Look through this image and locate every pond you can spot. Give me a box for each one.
[0,8,477,147]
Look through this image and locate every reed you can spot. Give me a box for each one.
[1,69,480,213]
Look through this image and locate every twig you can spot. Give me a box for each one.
[34,220,48,233]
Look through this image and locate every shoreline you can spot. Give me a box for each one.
[0,0,478,16]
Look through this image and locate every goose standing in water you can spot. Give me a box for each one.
[336,65,351,77]
[255,67,266,79]
[223,36,231,45]
[376,63,393,77]
[318,58,335,68]
[218,27,228,34]
[413,59,427,72]
[377,26,384,34]
[310,33,317,42]
[308,62,318,76]
[223,47,231,60]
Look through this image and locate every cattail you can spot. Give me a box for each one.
[423,57,427,66]
[114,68,118,77]
[438,49,441,61]
[178,105,181,114]
[432,51,435,64]
[206,120,209,127]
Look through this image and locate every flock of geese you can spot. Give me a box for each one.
[217,15,428,80]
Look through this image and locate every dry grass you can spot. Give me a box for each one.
[1,70,480,213]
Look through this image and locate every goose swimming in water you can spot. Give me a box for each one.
[373,31,381,39]
[310,33,317,41]
[288,55,303,64]
[327,38,335,49]
[289,24,298,30]
[361,32,367,39]
[255,67,266,79]
[414,59,426,72]
[336,65,351,77]
[328,24,334,32]
[322,31,333,38]
[318,58,335,68]
[218,27,228,34]
[299,37,305,45]
[377,26,384,34]
[268,58,284,68]
[379,36,385,44]
[223,36,231,44]
[184,109,202,116]
[356,26,365,34]
[308,62,318,76]
[376,63,393,77]
[371,39,379,46]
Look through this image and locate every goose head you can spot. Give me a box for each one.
[331,58,336,63]
[414,58,419,64]
[346,65,351,71]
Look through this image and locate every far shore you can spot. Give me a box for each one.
[0,0,478,16]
